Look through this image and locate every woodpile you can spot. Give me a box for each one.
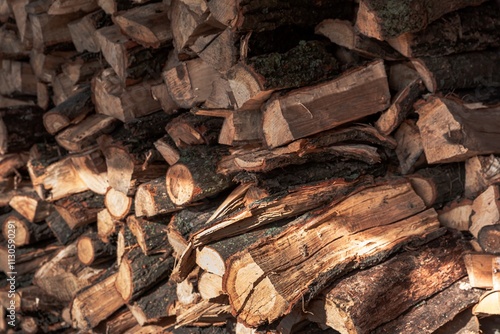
[0,0,499,333]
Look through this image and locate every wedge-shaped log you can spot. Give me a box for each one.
[68,9,111,53]
[223,180,438,327]
[470,185,500,238]
[8,191,52,222]
[416,97,500,164]
[262,60,390,148]
[465,155,500,199]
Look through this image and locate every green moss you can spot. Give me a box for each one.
[367,0,426,38]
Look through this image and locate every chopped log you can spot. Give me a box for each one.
[388,62,421,92]
[166,146,233,206]
[394,120,425,175]
[176,267,201,306]
[0,153,29,180]
[13,285,61,313]
[97,208,120,243]
[315,19,403,60]
[53,191,104,229]
[36,81,51,109]
[99,308,138,334]
[198,271,224,300]
[42,85,93,135]
[438,199,473,231]
[6,0,32,43]
[195,29,238,75]
[493,257,500,290]
[163,58,221,109]
[465,155,500,199]
[55,114,117,152]
[154,136,181,165]
[117,225,138,265]
[135,176,183,217]
[175,298,232,327]
[203,77,234,109]
[71,150,109,195]
[52,72,82,106]
[309,232,470,334]
[0,60,37,95]
[93,69,162,122]
[464,253,496,289]
[61,54,102,85]
[71,271,125,329]
[473,290,500,316]
[46,210,86,245]
[217,110,262,146]
[29,11,80,51]
[478,224,500,254]
[387,1,500,57]
[127,279,177,325]
[48,0,98,15]
[166,113,223,148]
[1,212,54,246]
[223,180,438,327]
[412,51,500,93]
[470,185,500,238]
[97,0,142,15]
[77,232,116,265]
[105,188,133,220]
[30,49,72,83]
[115,247,174,302]
[8,191,52,222]
[0,243,60,277]
[68,9,111,53]
[113,3,172,48]
[374,277,482,334]
[127,215,171,255]
[355,0,487,41]
[262,60,390,148]
[375,79,424,136]
[151,82,179,114]
[33,244,105,302]
[416,97,500,164]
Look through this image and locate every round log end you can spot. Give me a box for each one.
[116,260,133,302]
[43,112,69,135]
[105,188,132,220]
[166,164,194,206]
[408,176,435,207]
[478,224,500,254]
[77,236,95,266]
[3,215,29,246]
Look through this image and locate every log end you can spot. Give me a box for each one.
[166,164,194,206]
[77,236,95,266]
[105,188,132,220]
[116,260,133,302]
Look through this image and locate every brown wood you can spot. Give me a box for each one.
[29,11,80,51]
[166,113,223,148]
[68,9,111,53]
[0,60,37,96]
[151,82,179,114]
[261,60,390,148]
[416,97,500,164]
[478,224,500,254]
[117,225,138,265]
[97,208,121,243]
[105,187,133,220]
[438,199,473,231]
[465,155,500,199]
[470,185,500,238]
[154,136,181,165]
[127,279,177,325]
[134,176,184,218]
[48,0,98,15]
[198,271,224,300]
[394,120,425,175]
[127,215,171,255]
[99,309,138,334]
[8,190,52,222]
[46,210,86,245]
[62,54,102,85]
[473,290,500,316]
[0,243,60,278]
[1,211,54,246]
[77,231,116,265]
[71,150,109,195]
[53,191,104,229]
[355,0,486,40]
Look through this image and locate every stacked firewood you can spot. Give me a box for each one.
[0,0,499,332]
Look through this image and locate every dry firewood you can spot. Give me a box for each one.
[1,211,53,246]
[315,19,403,60]
[473,290,500,317]
[8,190,52,222]
[52,72,83,106]
[0,59,37,96]
[0,153,28,181]
[151,82,179,114]
[217,110,262,146]
[176,267,201,306]
[166,113,223,148]
[53,191,104,229]
[135,176,183,217]
[154,136,181,165]
[412,51,500,93]
[36,81,51,110]
[127,279,177,326]
[42,85,93,135]
[97,208,121,243]
[470,185,500,238]
[71,150,109,195]
[105,188,133,220]
[46,210,86,245]
[71,270,125,329]
[47,0,98,15]
[0,24,30,59]
[198,271,224,300]
[117,225,137,265]
[0,95,36,109]
[387,2,500,57]
[478,224,500,254]
[175,298,232,328]
[438,199,473,231]
[115,247,174,302]
[61,54,102,85]
[33,244,105,302]
[29,11,81,51]
[166,145,232,207]
[308,232,470,334]
[195,29,238,74]
[203,77,234,109]
[163,58,221,109]
[388,62,421,92]
[97,308,138,334]
[113,3,172,48]
[416,97,500,164]
[68,9,111,53]
[77,231,116,266]
[355,0,486,41]
[55,114,117,152]
[93,69,163,122]
[223,180,440,327]
[98,0,154,15]
[0,243,60,277]
[374,277,482,334]
[393,119,425,175]
[465,155,500,199]
[127,215,171,255]
[262,60,390,148]
[29,49,74,83]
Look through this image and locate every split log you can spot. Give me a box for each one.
[416,97,500,164]
[388,63,421,92]
[71,150,109,195]
[261,60,390,148]
[47,0,99,15]
[8,191,52,222]
[469,185,500,238]
[465,155,500,199]
[93,69,163,122]
[113,3,172,48]
[216,110,262,146]
[105,188,133,220]
[30,49,73,84]
[387,1,500,57]
[438,199,473,231]
[151,82,179,114]
[8,0,32,43]
[77,232,116,266]
[0,243,60,277]
[127,279,177,326]
[315,19,403,60]
[68,9,111,53]
[10,285,61,313]
[223,180,438,327]
[198,271,224,300]
[135,176,183,217]
[195,29,238,75]
[46,210,86,245]
[42,85,93,135]
[127,215,171,255]
[174,298,232,327]
[373,277,482,334]
[53,191,104,229]
[355,0,487,40]
[97,0,143,15]
[29,11,81,51]
[473,290,500,316]
[166,146,233,206]
[308,232,470,334]
[154,136,181,165]
[0,19,30,57]
[33,244,105,302]
[1,212,54,246]
[98,309,138,334]
[71,271,125,329]
[165,113,223,148]
[0,60,37,96]
[115,247,174,302]
[478,224,500,254]
[203,77,234,109]
[176,267,201,306]
[61,54,102,85]
[52,72,82,105]
[394,120,425,175]
[412,51,500,93]
[97,208,121,243]
[0,152,29,180]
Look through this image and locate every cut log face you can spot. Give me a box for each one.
[469,185,500,238]
[8,191,52,222]
[105,187,133,220]
[1,212,53,246]
[262,60,390,148]
[77,232,116,266]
